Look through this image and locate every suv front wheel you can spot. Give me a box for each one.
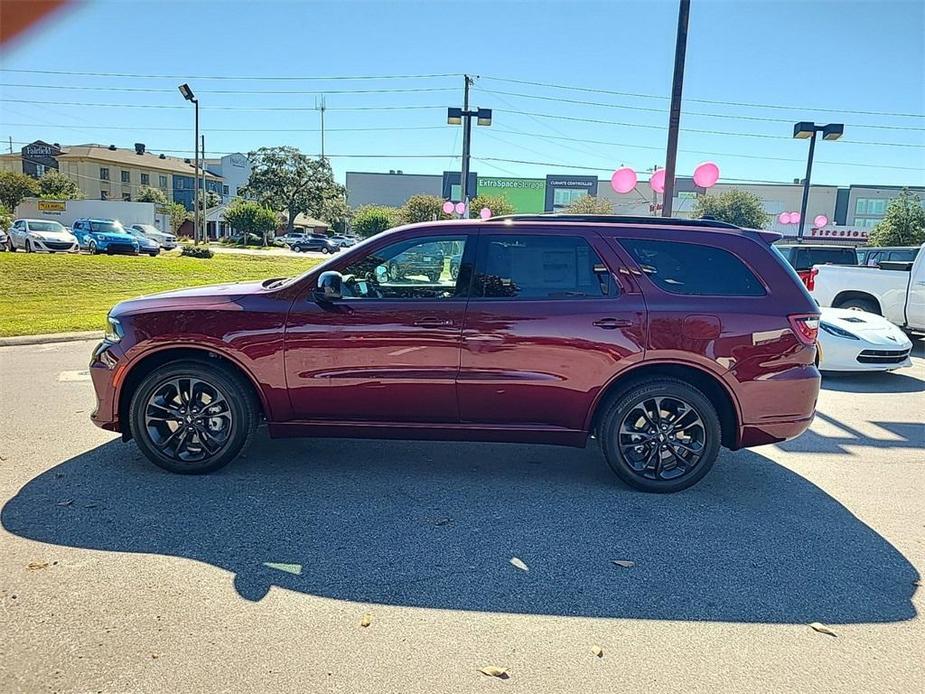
[129,360,258,474]
[599,378,721,493]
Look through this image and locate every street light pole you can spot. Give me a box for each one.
[178,83,200,244]
[460,74,474,215]
[661,0,691,217]
[793,121,844,242]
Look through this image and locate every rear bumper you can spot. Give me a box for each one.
[733,363,820,448]
[738,414,815,448]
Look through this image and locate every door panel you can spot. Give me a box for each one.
[284,230,474,423]
[457,230,646,431]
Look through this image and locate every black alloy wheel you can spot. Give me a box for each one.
[129,360,258,474]
[599,378,721,492]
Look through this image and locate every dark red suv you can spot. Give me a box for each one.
[89,215,820,492]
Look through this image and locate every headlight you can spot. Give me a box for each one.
[105,315,124,343]
[819,322,859,340]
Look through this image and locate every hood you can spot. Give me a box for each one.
[91,229,136,241]
[31,229,76,242]
[111,280,273,315]
[820,307,912,346]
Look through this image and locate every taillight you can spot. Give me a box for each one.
[805,268,819,291]
[788,314,820,346]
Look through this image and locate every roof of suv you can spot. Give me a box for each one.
[488,214,742,230]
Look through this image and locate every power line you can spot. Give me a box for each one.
[0,68,460,82]
[476,87,925,132]
[0,82,455,95]
[2,123,449,133]
[481,75,925,119]
[0,98,446,113]
[493,109,924,148]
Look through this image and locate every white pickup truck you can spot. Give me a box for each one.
[810,243,925,333]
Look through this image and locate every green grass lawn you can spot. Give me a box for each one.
[0,251,322,337]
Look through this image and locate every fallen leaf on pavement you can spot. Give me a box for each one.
[478,666,509,679]
[360,613,373,628]
[591,645,604,658]
[612,560,635,568]
[434,517,451,526]
[510,557,529,572]
[27,562,49,571]
[809,622,837,637]
[56,500,73,507]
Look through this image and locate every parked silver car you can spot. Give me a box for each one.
[129,223,177,250]
[7,218,79,253]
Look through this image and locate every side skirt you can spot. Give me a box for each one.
[267,420,589,448]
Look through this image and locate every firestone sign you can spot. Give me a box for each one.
[811,227,869,239]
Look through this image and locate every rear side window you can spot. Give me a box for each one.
[473,235,614,299]
[620,239,765,296]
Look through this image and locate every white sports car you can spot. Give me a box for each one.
[817,307,913,372]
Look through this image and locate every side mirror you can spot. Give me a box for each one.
[315,271,343,302]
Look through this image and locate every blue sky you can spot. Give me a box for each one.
[1,0,923,187]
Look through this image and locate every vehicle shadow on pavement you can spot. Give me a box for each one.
[821,371,924,394]
[776,411,925,454]
[2,437,918,624]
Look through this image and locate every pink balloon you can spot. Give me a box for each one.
[454,202,466,215]
[692,161,720,188]
[479,207,492,220]
[790,212,800,224]
[442,201,454,214]
[778,212,791,225]
[610,167,637,194]
[649,168,666,194]
[814,214,828,228]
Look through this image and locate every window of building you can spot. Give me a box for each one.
[473,235,614,299]
[340,236,469,300]
[223,185,229,195]
[620,239,765,296]
[450,184,461,200]
[100,167,109,181]
[121,170,130,184]
[100,190,109,200]
[122,192,132,201]
[141,173,150,186]
[553,188,588,208]
[856,198,888,217]
[159,175,168,188]
[35,164,46,177]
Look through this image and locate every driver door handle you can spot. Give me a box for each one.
[414,319,454,328]
[593,318,632,329]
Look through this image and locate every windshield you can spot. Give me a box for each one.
[136,225,160,234]
[28,221,66,232]
[89,221,126,234]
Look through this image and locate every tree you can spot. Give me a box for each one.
[37,170,82,200]
[564,194,614,214]
[468,194,516,218]
[0,170,39,210]
[163,202,189,235]
[137,186,169,205]
[352,205,401,239]
[319,188,351,232]
[693,189,770,228]
[868,189,925,246]
[196,189,222,211]
[399,194,451,224]
[222,198,279,246]
[242,146,345,233]
[0,203,12,232]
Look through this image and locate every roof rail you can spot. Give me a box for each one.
[487,213,741,230]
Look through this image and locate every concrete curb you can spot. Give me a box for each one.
[0,331,104,347]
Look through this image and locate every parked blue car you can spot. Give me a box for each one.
[126,226,162,256]
[71,219,140,255]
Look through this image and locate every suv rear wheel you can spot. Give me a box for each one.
[129,360,258,474]
[599,378,721,493]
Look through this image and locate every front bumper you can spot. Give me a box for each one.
[33,238,78,252]
[89,340,124,432]
[819,338,913,372]
[99,242,139,255]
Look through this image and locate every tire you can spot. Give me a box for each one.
[149,251,159,257]
[128,360,259,474]
[292,245,302,253]
[6,238,14,252]
[838,297,879,315]
[26,239,34,253]
[89,241,98,255]
[320,247,329,254]
[598,378,721,493]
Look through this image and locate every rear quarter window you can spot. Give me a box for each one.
[620,239,765,296]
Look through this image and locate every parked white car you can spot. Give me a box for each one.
[0,227,7,251]
[811,243,925,333]
[128,223,177,250]
[817,307,913,372]
[6,218,79,253]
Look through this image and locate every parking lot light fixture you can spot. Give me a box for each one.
[792,121,844,242]
[178,84,200,244]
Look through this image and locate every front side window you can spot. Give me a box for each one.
[621,238,765,297]
[340,236,468,300]
[473,235,614,299]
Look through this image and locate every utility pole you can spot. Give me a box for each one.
[317,95,327,160]
[8,136,12,154]
[201,134,207,242]
[661,0,691,217]
[460,74,474,216]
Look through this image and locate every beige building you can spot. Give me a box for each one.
[0,141,222,208]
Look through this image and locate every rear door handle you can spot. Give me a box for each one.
[414,319,454,328]
[593,318,632,329]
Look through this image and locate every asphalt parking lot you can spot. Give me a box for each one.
[1,339,922,693]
